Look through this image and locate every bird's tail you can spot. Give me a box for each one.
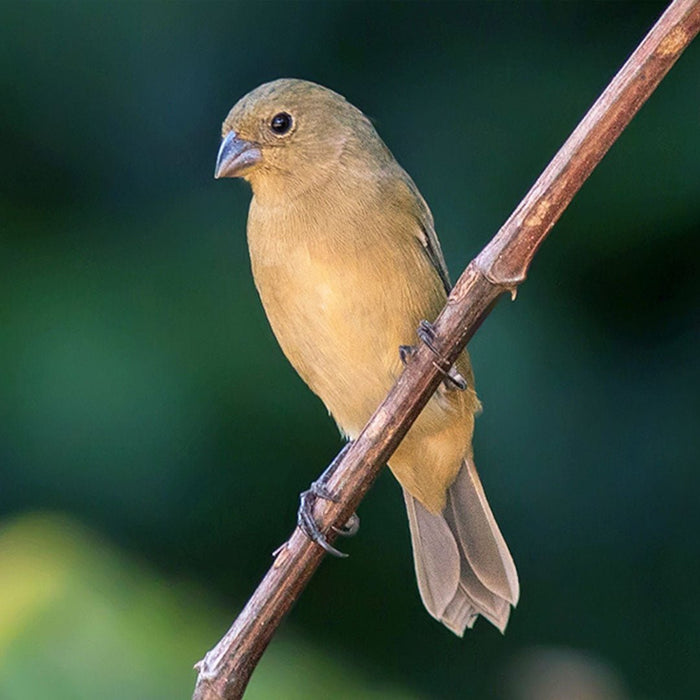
[402,457,519,636]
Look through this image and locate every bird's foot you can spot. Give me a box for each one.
[297,443,359,558]
[399,344,418,365]
[416,319,441,355]
[399,321,467,391]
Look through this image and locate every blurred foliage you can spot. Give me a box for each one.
[1,1,698,699]
[0,513,420,699]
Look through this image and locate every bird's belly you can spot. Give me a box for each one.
[254,253,475,511]
[253,252,419,436]
[247,210,478,512]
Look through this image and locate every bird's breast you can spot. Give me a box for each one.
[246,201,442,436]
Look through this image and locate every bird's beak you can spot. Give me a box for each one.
[214,131,262,179]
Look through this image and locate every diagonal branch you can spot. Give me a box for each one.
[193,1,700,698]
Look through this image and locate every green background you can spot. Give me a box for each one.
[1,2,698,698]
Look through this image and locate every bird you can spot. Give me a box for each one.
[214,78,518,635]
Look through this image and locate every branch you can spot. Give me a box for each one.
[193,1,700,697]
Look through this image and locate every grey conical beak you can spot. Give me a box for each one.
[214,131,262,179]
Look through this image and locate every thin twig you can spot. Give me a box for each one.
[193,2,700,698]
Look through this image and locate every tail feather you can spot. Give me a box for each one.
[402,457,518,636]
[402,493,460,618]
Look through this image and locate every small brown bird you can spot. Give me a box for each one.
[215,79,518,635]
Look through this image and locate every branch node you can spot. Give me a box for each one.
[467,257,522,301]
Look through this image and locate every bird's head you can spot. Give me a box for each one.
[215,78,387,201]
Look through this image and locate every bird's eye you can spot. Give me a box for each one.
[270,112,293,135]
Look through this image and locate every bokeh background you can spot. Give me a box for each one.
[1,2,698,699]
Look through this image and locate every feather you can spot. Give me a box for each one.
[403,457,518,636]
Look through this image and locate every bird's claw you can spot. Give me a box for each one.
[443,367,468,391]
[332,512,360,537]
[401,321,467,391]
[296,444,359,558]
[399,344,417,365]
[298,485,348,557]
[417,319,440,354]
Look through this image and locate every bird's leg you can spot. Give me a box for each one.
[418,320,468,390]
[297,443,360,558]
[400,321,467,391]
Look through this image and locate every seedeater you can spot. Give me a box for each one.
[215,79,518,635]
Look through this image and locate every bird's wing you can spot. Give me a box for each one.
[401,172,452,294]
